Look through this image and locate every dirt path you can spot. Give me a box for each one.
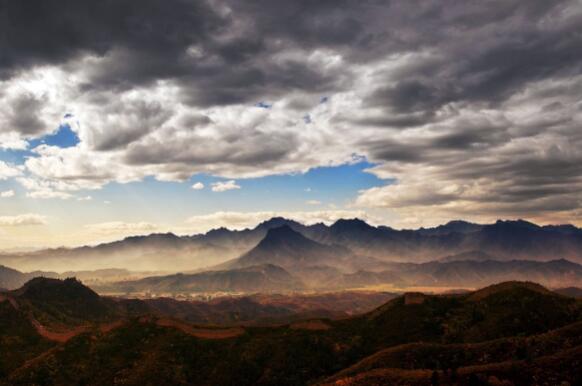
[290,320,331,331]
[147,316,245,339]
[30,319,90,343]
[99,319,126,333]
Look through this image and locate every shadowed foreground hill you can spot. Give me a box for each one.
[1,279,582,385]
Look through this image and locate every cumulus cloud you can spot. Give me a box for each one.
[191,182,205,190]
[0,132,28,150]
[306,200,322,205]
[27,191,73,200]
[211,180,241,192]
[0,190,15,198]
[17,177,74,200]
[0,161,21,180]
[0,1,580,225]
[0,214,47,226]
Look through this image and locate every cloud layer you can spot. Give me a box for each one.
[0,214,47,226]
[1,0,581,225]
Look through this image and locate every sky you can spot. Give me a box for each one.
[0,0,581,248]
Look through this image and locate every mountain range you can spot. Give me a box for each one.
[93,225,582,294]
[2,217,582,273]
[4,220,582,294]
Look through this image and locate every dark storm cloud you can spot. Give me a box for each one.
[347,112,435,129]
[0,0,223,77]
[3,0,582,220]
[3,0,580,110]
[6,93,47,135]
[123,128,298,167]
[177,57,349,107]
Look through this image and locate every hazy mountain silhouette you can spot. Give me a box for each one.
[104,263,304,294]
[2,217,582,273]
[416,220,484,235]
[221,225,357,271]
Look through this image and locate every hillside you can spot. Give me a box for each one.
[385,258,582,288]
[0,265,29,290]
[2,280,581,385]
[554,286,582,298]
[0,265,150,291]
[321,320,582,385]
[221,225,366,272]
[102,264,304,294]
[99,256,582,294]
[14,277,121,327]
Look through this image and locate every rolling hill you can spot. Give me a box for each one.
[1,279,581,385]
[0,265,144,291]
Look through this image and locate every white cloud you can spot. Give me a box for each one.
[0,190,15,198]
[77,195,92,201]
[25,190,73,200]
[306,200,321,205]
[0,161,21,180]
[211,180,241,192]
[191,182,205,190]
[0,133,28,150]
[0,213,47,226]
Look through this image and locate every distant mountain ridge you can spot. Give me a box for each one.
[100,243,582,294]
[1,217,582,272]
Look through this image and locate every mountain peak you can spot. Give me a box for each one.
[226,223,351,271]
[18,277,98,299]
[445,220,474,225]
[418,220,483,235]
[262,225,307,244]
[493,219,540,229]
[331,218,373,232]
[122,232,181,243]
[257,217,302,230]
